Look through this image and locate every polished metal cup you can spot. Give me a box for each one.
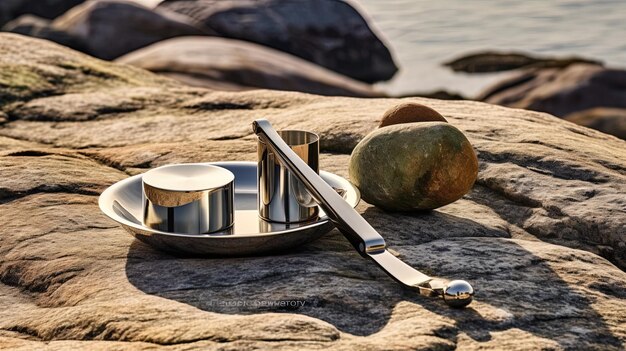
[142,164,235,234]
[258,130,319,223]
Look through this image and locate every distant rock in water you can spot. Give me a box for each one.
[478,64,626,116]
[478,64,626,139]
[444,51,602,73]
[2,15,89,53]
[156,0,398,83]
[0,0,85,27]
[45,0,208,60]
[564,108,626,140]
[117,36,384,98]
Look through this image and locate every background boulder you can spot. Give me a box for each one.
[156,0,398,83]
[445,51,602,73]
[564,108,626,140]
[1,14,89,53]
[0,0,85,27]
[478,64,626,139]
[117,36,384,97]
[49,0,208,60]
[478,64,626,117]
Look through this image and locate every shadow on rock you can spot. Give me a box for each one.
[125,211,622,347]
[125,237,398,336]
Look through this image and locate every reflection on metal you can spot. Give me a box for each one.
[258,130,320,223]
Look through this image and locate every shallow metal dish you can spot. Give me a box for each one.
[99,161,360,256]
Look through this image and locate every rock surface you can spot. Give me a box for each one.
[156,0,398,83]
[445,51,602,73]
[0,0,85,27]
[42,0,208,60]
[117,36,383,97]
[1,34,626,350]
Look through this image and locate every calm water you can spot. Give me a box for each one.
[356,0,626,97]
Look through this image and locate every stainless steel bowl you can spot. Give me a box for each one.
[99,162,360,256]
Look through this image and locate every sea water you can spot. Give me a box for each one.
[356,0,626,97]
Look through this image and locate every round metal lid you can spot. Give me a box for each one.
[142,163,235,192]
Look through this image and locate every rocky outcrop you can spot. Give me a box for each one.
[6,0,209,60]
[564,108,626,140]
[0,0,85,27]
[156,0,398,83]
[1,14,89,53]
[445,51,602,73]
[1,34,625,350]
[479,64,626,116]
[478,64,626,139]
[117,36,383,97]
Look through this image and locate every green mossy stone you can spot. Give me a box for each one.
[349,122,478,211]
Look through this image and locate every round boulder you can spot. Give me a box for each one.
[379,102,447,127]
[349,122,478,211]
[157,0,398,83]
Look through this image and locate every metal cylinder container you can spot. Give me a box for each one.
[258,130,320,223]
[142,164,235,234]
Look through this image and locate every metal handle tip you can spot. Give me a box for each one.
[442,280,474,308]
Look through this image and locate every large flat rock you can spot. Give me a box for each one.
[1,34,625,350]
